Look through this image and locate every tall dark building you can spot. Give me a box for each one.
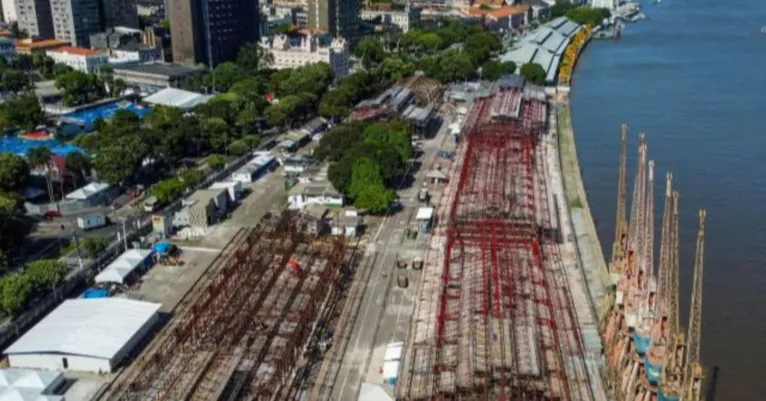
[170,0,259,68]
[307,0,358,40]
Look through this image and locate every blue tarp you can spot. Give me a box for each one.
[152,241,173,255]
[82,288,109,298]
[643,355,661,385]
[632,332,651,355]
[62,102,152,132]
[0,136,83,157]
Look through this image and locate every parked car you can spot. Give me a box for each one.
[44,210,62,220]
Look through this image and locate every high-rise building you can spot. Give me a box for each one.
[2,0,18,23]
[170,0,260,68]
[16,0,55,38]
[101,0,139,29]
[51,0,101,46]
[307,0,357,39]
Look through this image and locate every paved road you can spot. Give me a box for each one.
[328,106,457,401]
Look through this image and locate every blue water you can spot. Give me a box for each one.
[570,0,766,399]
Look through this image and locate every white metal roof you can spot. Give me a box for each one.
[94,249,151,284]
[383,342,403,361]
[143,88,211,110]
[416,207,434,220]
[65,181,110,200]
[358,383,394,401]
[0,368,64,401]
[4,298,161,360]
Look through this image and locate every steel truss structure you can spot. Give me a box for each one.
[398,92,594,401]
[104,211,347,401]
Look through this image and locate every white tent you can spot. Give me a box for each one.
[358,383,393,401]
[143,88,211,110]
[95,249,151,284]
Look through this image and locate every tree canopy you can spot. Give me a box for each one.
[0,95,44,132]
[319,120,412,213]
[0,153,29,192]
[566,7,611,25]
[55,70,104,106]
[520,62,547,85]
[481,60,517,81]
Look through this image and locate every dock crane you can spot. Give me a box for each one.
[685,210,707,401]
[610,123,629,274]
[661,191,686,399]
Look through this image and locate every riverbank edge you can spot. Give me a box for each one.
[556,101,613,328]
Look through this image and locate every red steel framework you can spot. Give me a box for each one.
[103,212,347,401]
[399,91,591,400]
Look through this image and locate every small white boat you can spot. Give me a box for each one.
[761,26,766,35]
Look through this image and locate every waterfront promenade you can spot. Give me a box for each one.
[554,98,612,327]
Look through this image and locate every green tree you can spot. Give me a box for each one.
[227,139,249,156]
[463,31,502,65]
[354,37,385,69]
[200,117,231,152]
[151,178,186,203]
[551,1,574,18]
[481,60,517,80]
[236,42,274,72]
[32,53,56,78]
[418,32,445,53]
[272,23,294,34]
[55,70,104,105]
[0,153,30,192]
[81,237,110,258]
[2,69,28,92]
[94,137,148,184]
[566,7,611,25]
[375,57,415,82]
[65,151,90,185]
[0,95,45,131]
[27,146,52,167]
[354,183,394,213]
[435,50,475,83]
[0,275,31,315]
[0,193,31,256]
[348,158,384,199]
[179,168,205,188]
[318,90,351,119]
[53,63,73,78]
[24,259,68,289]
[207,154,227,170]
[208,62,244,92]
[520,62,547,85]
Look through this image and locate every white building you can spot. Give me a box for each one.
[0,37,17,63]
[4,298,161,373]
[1,0,17,23]
[288,181,344,210]
[0,369,65,401]
[261,34,350,80]
[46,46,108,73]
[109,45,163,66]
[360,7,420,32]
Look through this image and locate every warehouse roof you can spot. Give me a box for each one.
[143,88,210,110]
[4,298,161,360]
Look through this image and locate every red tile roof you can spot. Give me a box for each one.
[48,46,105,57]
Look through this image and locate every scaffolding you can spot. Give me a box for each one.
[102,211,347,401]
[398,91,595,400]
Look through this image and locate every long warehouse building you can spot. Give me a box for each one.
[4,298,161,373]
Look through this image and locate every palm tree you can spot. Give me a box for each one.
[27,146,54,204]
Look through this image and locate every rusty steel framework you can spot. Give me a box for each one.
[104,211,347,401]
[398,91,594,401]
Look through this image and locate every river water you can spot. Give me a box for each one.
[569,0,766,399]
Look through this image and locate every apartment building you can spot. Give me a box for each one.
[15,0,55,38]
[50,0,101,46]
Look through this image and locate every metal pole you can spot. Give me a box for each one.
[121,218,128,250]
[71,219,84,271]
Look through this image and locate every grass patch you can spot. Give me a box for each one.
[568,197,584,209]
